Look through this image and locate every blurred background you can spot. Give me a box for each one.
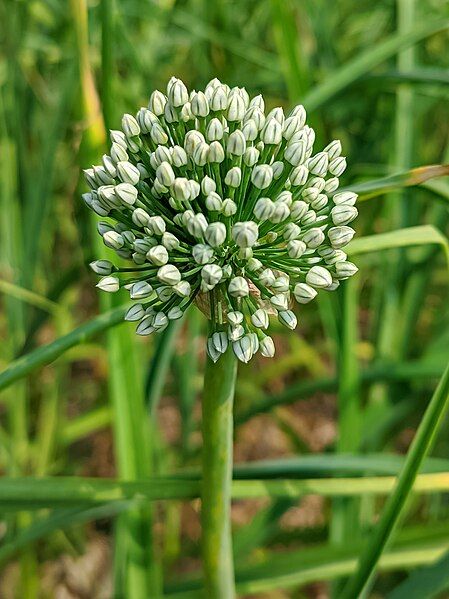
[1,0,449,597]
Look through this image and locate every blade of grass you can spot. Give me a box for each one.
[387,548,449,599]
[302,18,449,111]
[343,164,449,200]
[341,360,449,598]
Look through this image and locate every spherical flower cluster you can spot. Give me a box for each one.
[83,77,358,363]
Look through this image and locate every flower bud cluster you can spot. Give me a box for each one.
[84,77,358,362]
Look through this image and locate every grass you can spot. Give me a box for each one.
[0,0,449,597]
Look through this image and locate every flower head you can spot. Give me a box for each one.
[84,77,358,363]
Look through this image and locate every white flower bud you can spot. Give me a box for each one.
[96,276,119,292]
[207,338,221,362]
[311,194,328,211]
[285,141,306,166]
[333,191,357,206]
[201,176,216,195]
[211,332,228,354]
[98,222,114,235]
[227,130,246,156]
[148,216,166,236]
[249,94,264,111]
[93,166,115,186]
[329,156,347,176]
[153,312,169,331]
[247,258,263,272]
[259,268,275,286]
[242,119,258,142]
[205,222,227,247]
[171,178,191,202]
[287,239,307,259]
[187,214,208,238]
[122,113,140,137]
[110,142,129,164]
[130,281,153,299]
[233,335,253,363]
[232,221,259,248]
[302,227,325,248]
[272,161,284,179]
[173,280,191,297]
[116,161,140,185]
[90,260,114,275]
[150,122,168,145]
[136,108,158,133]
[251,164,273,189]
[261,118,282,145]
[210,86,228,111]
[270,202,290,223]
[157,264,181,286]
[167,306,183,320]
[260,336,275,358]
[307,152,329,176]
[324,140,342,160]
[148,90,167,116]
[147,245,169,266]
[180,102,192,122]
[208,141,225,163]
[328,226,355,248]
[110,130,127,147]
[243,146,260,167]
[171,145,188,168]
[306,265,332,288]
[103,231,124,250]
[193,142,210,166]
[294,282,317,304]
[136,316,155,336]
[282,222,301,241]
[254,197,275,221]
[206,118,224,141]
[202,264,223,286]
[331,205,358,225]
[226,94,246,121]
[205,192,223,212]
[113,182,137,206]
[289,165,309,186]
[283,115,303,141]
[168,79,188,107]
[192,243,214,264]
[301,210,317,226]
[270,293,288,310]
[278,310,297,330]
[154,145,172,165]
[289,103,306,124]
[227,311,244,325]
[191,91,210,117]
[162,232,180,250]
[322,179,338,195]
[228,276,249,297]
[224,167,242,188]
[156,161,175,187]
[290,201,308,221]
[334,261,358,279]
[251,308,269,329]
[272,276,290,293]
[125,304,145,321]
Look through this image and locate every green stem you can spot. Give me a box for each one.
[201,346,237,599]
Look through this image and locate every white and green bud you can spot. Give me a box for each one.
[206,118,224,141]
[193,243,215,265]
[156,162,175,187]
[130,281,153,299]
[96,276,119,292]
[122,113,140,137]
[224,167,242,188]
[125,304,146,321]
[103,231,124,250]
[260,336,275,358]
[208,141,225,163]
[251,164,273,189]
[233,335,253,363]
[191,91,210,117]
[205,222,227,247]
[251,308,269,329]
[287,239,307,259]
[278,310,297,330]
[254,197,275,221]
[328,226,355,248]
[232,221,259,248]
[201,264,223,286]
[293,282,317,304]
[306,265,332,288]
[147,245,169,266]
[228,276,249,297]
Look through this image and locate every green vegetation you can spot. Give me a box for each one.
[1,0,449,597]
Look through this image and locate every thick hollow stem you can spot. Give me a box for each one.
[201,346,237,599]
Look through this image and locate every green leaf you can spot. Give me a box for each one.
[387,549,449,599]
[303,19,449,110]
[347,225,449,270]
[0,306,127,392]
[341,360,449,598]
[345,164,449,200]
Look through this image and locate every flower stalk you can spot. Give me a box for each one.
[201,321,237,599]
